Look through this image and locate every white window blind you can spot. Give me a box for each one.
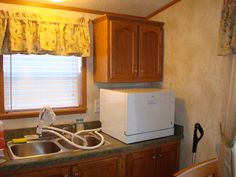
[3,54,82,111]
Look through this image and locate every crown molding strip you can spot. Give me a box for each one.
[0,0,145,20]
[0,0,106,15]
[146,0,181,19]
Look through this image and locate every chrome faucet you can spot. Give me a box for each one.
[36,106,56,136]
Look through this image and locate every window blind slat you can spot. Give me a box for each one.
[3,54,82,111]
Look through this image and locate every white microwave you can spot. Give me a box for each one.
[100,88,175,144]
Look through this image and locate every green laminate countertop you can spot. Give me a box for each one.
[0,125,183,173]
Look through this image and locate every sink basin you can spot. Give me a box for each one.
[7,132,110,160]
[57,134,107,150]
[85,136,102,146]
[57,138,82,150]
[8,141,61,159]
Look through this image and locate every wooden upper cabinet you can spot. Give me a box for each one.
[138,25,163,81]
[93,15,164,83]
[110,20,138,81]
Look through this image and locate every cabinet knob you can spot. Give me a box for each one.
[158,154,163,158]
[140,70,144,73]
[74,172,79,177]
[134,69,138,73]
[152,155,156,159]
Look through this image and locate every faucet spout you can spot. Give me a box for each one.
[36,106,56,136]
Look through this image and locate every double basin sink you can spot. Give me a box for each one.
[7,132,109,160]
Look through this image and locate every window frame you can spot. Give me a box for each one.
[0,55,87,119]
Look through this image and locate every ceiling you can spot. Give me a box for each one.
[6,0,176,18]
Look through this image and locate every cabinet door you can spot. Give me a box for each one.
[72,156,121,177]
[127,148,156,177]
[110,20,138,81]
[7,166,70,177]
[156,142,180,177]
[139,25,163,81]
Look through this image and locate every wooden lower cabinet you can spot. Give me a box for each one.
[6,166,70,177]
[156,142,180,177]
[3,141,180,177]
[71,156,122,177]
[127,148,156,177]
[127,142,180,177]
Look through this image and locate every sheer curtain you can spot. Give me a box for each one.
[233,140,236,177]
[218,0,236,176]
[220,55,236,177]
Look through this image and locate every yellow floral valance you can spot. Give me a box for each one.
[218,0,236,56]
[0,10,91,57]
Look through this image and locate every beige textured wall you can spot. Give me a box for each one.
[151,0,232,167]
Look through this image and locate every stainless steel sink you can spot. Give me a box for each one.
[8,140,62,159]
[57,134,107,150]
[7,132,110,160]
[57,138,81,150]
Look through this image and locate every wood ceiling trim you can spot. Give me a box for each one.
[1,0,106,15]
[0,0,145,20]
[146,0,181,19]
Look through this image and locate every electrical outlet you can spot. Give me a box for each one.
[94,100,100,113]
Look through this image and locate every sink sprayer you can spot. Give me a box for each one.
[36,106,104,150]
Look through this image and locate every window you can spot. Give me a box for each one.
[0,54,87,119]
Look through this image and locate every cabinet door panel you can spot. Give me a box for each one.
[127,148,156,177]
[72,156,121,177]
[7,166,70,177]
[139,25,163,81]
[156,142,180,177]
[110,20,138,81]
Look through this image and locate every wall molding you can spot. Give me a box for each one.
[0,0,181,20]
[0,0,145,20]
[146,0,181,19]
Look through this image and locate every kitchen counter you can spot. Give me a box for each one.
[0,125,183,173]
